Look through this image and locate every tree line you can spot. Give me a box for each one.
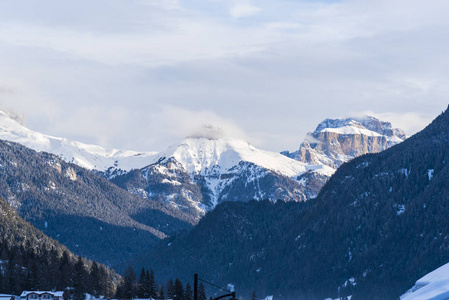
[0,241,116,298]
[116,266,208,300]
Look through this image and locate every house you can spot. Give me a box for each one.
[20,292,64,300]
[0,294,19,300]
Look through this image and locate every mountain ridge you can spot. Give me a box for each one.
[129,108,449,299]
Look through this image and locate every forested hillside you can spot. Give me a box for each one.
[130,108,449,300]
[0,139,193,265]
[0,196,118,297]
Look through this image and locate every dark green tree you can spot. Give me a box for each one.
[174,278,184,300]
[73,256,87,300]
[184,283,193,300]
[123,266,137,299]
[89,261,101,297]
[198,283,207,300]
[148,269,157,298]
[138,267,147,298]
[167,279,175,299]
[251,291,257,300]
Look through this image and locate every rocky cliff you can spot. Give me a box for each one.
[287,116,407,168]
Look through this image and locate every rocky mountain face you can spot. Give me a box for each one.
[132,109,449,300]
[285,116,407,168]
[0,139,194,266]
[111,135,334,218]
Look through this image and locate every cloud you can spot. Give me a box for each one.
[153,106,250,142]
[356,111,433,137]
[229,2,261,19]
[0,0,448,154]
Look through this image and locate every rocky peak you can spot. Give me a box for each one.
[288,115,407,169]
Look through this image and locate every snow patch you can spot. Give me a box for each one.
[401,261,449,300]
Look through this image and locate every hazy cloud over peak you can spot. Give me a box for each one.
[0,0,447,153]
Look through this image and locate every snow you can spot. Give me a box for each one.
[154,137,335,179]
[0,110,157,172]
[322,126,383,137]
[401,261,449,300]
[396,204,406,216]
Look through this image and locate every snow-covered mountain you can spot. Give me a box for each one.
[0,110,157,176]
[111,126,334,216]
[0,110,407,219]
[285,116,407,168]
[401,262,449,300]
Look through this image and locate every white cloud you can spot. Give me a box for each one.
[152,106,250,142]
[229,2,261,19]
[357,111,433,137]
[0,0,448,153]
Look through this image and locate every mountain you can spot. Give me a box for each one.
[111,127,334,218]
[285,115,406,168]
[0,139,194,266]
[0,110,156,178]
[130,108,449,299]
[0,110,405,218]
[0,196,118,296]
[401,261,449,300]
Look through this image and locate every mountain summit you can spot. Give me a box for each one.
[112,136,334,218]
[286,115,407,168]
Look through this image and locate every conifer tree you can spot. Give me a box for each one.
[148,269,157,298]
[174,278,184,300]
[184,283,193,300]
[138,267,147,298]
[167,279,175,299]
[123,266,137,299]
[89,261,101,297]
[251,291,257,300]
[198,283,207,300]
[159,283,166,300]
[73,256,87,300]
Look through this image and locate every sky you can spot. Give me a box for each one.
[0,0,448,152]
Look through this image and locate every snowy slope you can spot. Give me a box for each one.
[0,110,157,173]
[155,137,334,178]
[401,262,449,300]
[113,132,335,215]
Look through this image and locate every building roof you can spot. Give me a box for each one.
[20,292,64,297]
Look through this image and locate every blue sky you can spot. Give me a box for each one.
[0,0,447,152]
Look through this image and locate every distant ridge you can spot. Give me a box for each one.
[132,107,449,299]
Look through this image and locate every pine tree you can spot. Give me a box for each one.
[184,283,193,300]
[167,279,175,299]
[58,251,72,290]
[123,266,137,299]
[174,278,184,300]
[198,283,207,300]
[89,261,101,297]
[138,267,147,298]
[159,283,165,300]
[73,256,87,300]
[148,269,157,298]
[251,291,257,300]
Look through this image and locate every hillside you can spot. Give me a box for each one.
[130,108,449,299]
[0,139,194,266]
[0,196,118,296]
